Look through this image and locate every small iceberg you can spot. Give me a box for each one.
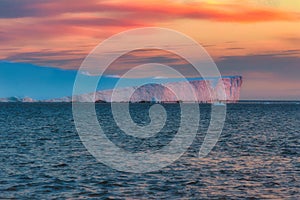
[213,101,226,106]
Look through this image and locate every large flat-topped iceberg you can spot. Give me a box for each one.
[65,76,242,103]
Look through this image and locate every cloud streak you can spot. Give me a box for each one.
[0,0,298,22]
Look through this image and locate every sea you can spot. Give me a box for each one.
[0,103,299,199]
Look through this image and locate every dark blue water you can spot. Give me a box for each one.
[0,103,299,199]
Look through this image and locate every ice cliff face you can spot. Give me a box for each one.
[65,76,242,103]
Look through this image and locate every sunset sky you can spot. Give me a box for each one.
[0,0,299,100]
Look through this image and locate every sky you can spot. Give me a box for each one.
[0,0,299,100]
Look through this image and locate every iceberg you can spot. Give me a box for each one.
[0,76,242,103]
[51,76,242,103]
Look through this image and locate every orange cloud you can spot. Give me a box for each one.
[0,0,298,22]
[108,1,299,23]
